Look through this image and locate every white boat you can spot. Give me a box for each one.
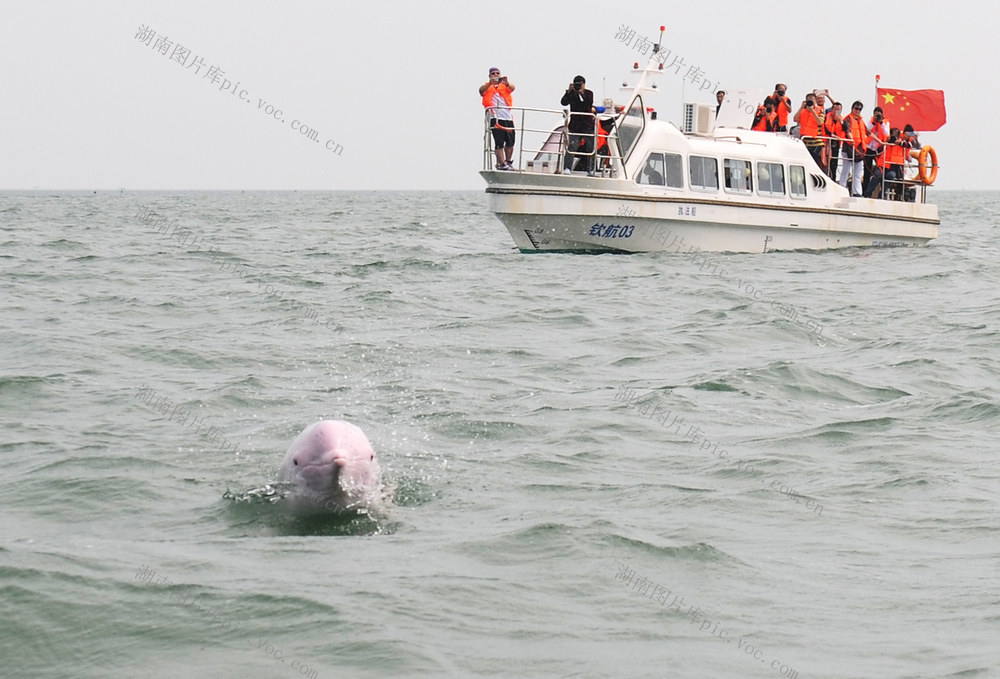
[480,44,940,254]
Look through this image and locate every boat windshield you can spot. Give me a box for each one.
[617,95,645,164]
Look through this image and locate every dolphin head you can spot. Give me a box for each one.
[277,420,381,512]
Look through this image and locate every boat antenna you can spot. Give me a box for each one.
[653,25,665,54]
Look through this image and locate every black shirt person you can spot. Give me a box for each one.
[560,75,596,174]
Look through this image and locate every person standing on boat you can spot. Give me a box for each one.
[716,90,726,117]
[863,107,889,190]
[764,84,792,132]
[839,101,869,197]
[752,101,778,131]
[796,94,826,169]
[480,67,516,171]
[560,75,596,175]
[813,89,833,113]
[902,124,921,150]
[813,90,835,169]
[595,115,616,173]
[824,102,845,180]
[865,127,908,200]
[901,125,920,201]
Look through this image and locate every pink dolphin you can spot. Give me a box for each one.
[278,420,381,513]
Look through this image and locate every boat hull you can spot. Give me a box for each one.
[483,172,938,254]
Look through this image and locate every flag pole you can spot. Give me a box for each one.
[874,74,880,109]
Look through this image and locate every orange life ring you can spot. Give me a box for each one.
[916,145,938,185]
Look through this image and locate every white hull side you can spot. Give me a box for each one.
[484,175,938,254]
[496,212,932,253]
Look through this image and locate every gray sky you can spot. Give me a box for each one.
[1,0,992,190]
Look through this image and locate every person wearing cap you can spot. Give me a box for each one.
[480,67,516,170]
[560,75,596,175]
[902,124,921,150]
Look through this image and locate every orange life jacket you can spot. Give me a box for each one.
[888,141,907,164]
[877,141,907,168]
[481,83,513,110]
[875,146,888,169]
[752,107,777,132]
[775,96,791,127]
[845,113,869,155]
[824,114,845,139]
[799,107,823,138]
[869,117,888,143]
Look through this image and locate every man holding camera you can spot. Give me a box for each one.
[865,126,908,199]
[863,106,889,191]
[763,83,792,132]
[560,75,596,175]
[824,101,845,180]
[480,67,516,170]
[796,93,826,169]
[752,100,778,131]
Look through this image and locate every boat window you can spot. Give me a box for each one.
[617,96,645,164]
[723,159,752,193]
[757,162,785,195]
[789,165,807,198]
[637,153,665,186]
[689,156,718,190]
[664,153,683,188]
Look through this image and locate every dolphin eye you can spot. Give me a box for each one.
[370,455,374,460]
[293,459,298,466]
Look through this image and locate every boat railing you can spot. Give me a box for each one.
[483,107,625,176]
[801,133,931,203]
[873,144,934,203]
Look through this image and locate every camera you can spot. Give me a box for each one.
[573,82,582,91]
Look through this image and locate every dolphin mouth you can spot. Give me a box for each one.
[296,458,346,489]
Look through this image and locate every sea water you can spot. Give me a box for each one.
[1,190,998,678]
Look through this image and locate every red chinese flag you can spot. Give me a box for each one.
[876,88,947,131]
